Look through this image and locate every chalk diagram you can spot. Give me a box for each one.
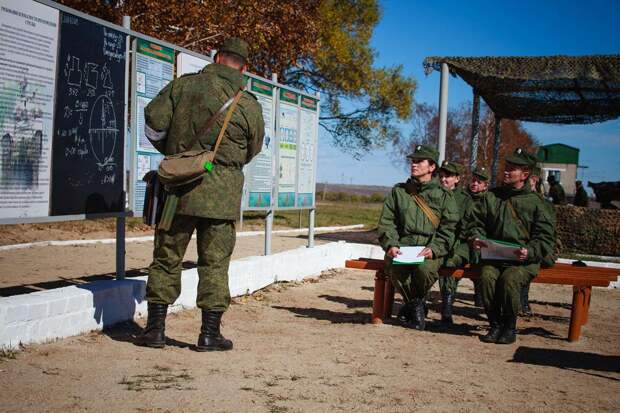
[88,94,118,167]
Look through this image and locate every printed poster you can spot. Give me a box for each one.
[277,89,299,208]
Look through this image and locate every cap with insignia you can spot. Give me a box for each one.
[218,37,249,60]
[439,160,465,175]
[407,144,439,164]
[472,166,490,181]
[505,147,534,166]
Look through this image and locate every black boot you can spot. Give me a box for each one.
[520,283,532,316]
[473,281,484,308]
[410,298,426,331]
[195,310,233,352]
[397,302,413,324]
[497,315,517,344]
[135,303,168,348]
[441,292,454,325]
[480,310,502,343]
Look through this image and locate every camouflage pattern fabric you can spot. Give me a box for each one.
[440,185,472,295]
[146,214,235,311]
[548,182,567,205]
[377,177,458,303]
[145,63,265,220]
[479,263,538,318]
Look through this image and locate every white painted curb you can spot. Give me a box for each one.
[0,242,383,349]
[0,224,365,252]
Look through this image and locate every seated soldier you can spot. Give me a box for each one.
[438,160,469,324]
[377,145,458,331]
[468,148,555,344]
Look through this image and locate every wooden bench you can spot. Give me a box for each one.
[345,258,619,342]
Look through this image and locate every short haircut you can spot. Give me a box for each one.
[217,51,246,68]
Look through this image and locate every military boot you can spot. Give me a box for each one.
[519,283,533,316]
[410,298,426,331]
[497,315,517,345]
[480,310,502,343]
[397,302,413,324]
[135,303,168,348]
[441,292,454,325]
[195,310,233,352]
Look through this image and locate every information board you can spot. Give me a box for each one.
[277,89,300,208]
[50,12,125,216]
[176,52,209,77]
[244,78,276,209]
[0,0,59,219]
[132,39,173,215]
[297,96,319,207]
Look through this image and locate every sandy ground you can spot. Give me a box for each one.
[0,232,328,296]
[0,269,618,412]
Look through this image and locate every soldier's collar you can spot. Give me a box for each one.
[203,63,244,89]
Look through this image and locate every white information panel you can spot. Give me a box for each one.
[176,52,209,77]
[277,89,300,208]
[0,0,59,219]
[297,96,319,207]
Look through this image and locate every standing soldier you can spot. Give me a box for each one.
[438,160,469,324]
[136,38,265,351]
[377,145,458,331]
[574,180,589,207]
[547,175,566,205]
[468,148,555,344]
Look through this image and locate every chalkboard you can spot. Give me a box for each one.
[50,13,126,215]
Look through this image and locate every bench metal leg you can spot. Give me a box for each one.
[372,271,386,324]
[568,286,591,342]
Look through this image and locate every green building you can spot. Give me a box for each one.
[537,143,581,196]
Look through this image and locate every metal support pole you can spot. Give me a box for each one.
[239,211,243,231]
[308,209,315,248]
[437,62,449,164]
[265,210,273,255]
[116,193,126,280]
[491,115,502,187]
[469,90,481,170]
[116,15,131,281]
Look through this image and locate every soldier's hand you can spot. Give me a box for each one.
[515,247,528,261]
[387,246,401,258]
[418,247,434,259]
[471,238,488,251]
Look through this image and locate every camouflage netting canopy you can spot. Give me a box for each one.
[423,55,620,124]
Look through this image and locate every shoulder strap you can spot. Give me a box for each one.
[506,198,530,240]
[210,89,244,159]
[187,89,243,151]
[412,194,440,229]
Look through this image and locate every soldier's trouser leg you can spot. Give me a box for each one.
[439,275,459,295]
[146,215,196,305]
[388,264,415,304]
[496,266,536,318]
[195,218,235,311]
[410,258,441,299]
[479,265,501,315]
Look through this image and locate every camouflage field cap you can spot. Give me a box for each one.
[439,160,465,175]
[505,147,534,166]
[407,144,439,164]
[219,37,249,60]
[472,166,490,181]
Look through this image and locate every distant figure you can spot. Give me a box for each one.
[547,175,566,205]
[573,180,589,207]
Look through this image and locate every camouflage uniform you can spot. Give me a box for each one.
[377,145,458,329]
[548,179,567,205]
[467,149,555,344]
[574,181,589,207]
[144,60,264,311]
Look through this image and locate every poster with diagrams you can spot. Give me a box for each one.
[0,0,59,220]
[50,13,126,216]
[277,89,299,208]
[132,39,173,215]
[176,52,209,77]
[244,78,276,209]
[297,96,319,207]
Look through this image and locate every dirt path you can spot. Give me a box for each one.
[1,270,618,412]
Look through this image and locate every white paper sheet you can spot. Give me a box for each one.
[393,246,425,265]
[481,239,521,261]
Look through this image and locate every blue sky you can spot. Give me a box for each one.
[317,0,620,187]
